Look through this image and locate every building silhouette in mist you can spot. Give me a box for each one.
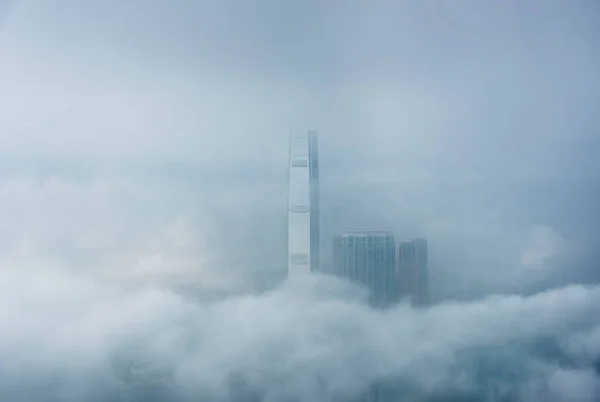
[287,130,320,276]
[332,231,397,307]
[398,239,428,306]
[284,129,430,311]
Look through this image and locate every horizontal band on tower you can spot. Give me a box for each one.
[289,206,310,212]
[290,253,309,265]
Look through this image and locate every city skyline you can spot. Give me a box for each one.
[287,131,429,308]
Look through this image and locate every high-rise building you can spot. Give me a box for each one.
[287,130,320,275]
[398,239,428,306]
[332,231,397,307]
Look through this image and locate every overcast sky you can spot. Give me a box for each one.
[1,0,598,299]
[0,2,599,400]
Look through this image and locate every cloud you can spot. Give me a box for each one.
[0,176,252,297]
[521,225,565,269]
[0,269,599,401]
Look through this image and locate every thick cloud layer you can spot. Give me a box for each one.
[0,268,599,402]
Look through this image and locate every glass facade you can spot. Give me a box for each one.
[398,239,428,306]
[333,232,397,307]
[309,130,320,273]
[287,130,320,275]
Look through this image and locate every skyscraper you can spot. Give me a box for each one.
[398,239,428,306]
[287,130,320,275]
[332,231,397,307]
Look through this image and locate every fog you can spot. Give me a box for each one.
[0,1,599,401]
[1,269,599,401]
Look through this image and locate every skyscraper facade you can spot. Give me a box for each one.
[287,130,320,275]
[332,231,397,307]
[398,239,428,306]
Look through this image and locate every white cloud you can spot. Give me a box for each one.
[0,175,249,296]
[521,225,565,269]
[0,269,598,401]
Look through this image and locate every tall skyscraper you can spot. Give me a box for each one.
[287,130,320,275]
[332,231,397,307]
[398,239,428,306]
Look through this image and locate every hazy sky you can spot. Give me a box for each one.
[0,2,599,400]
[1,0,599,299]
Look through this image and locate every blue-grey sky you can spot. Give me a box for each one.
[1,0,598,298]
[0,2,599,399]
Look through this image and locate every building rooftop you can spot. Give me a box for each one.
[340,230,394,237]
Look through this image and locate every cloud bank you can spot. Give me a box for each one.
[0,268,599,401]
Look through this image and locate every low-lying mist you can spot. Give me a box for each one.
[1,266,598,402]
